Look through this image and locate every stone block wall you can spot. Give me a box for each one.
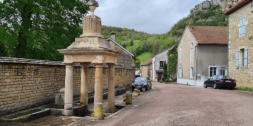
[228,2,253,88]
[0,58,135,115]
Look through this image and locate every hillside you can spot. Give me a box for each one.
[102,26,176,67]
[102,4,228,68]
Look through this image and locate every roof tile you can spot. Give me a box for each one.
[190,26,228,45]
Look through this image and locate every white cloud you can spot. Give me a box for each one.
[95,0,204,34]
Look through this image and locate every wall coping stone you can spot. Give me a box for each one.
[0,57,64,66]
[0,57,136,70]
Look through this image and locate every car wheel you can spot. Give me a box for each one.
[204,83,207,88]
[213,83,217,89]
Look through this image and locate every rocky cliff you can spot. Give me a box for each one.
[191,0,238,14]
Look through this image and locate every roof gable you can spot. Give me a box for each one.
[154,44,177,58]
[107,38,135,57]
[225,0,253,15]
[189,26,228,45]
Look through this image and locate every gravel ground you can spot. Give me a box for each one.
[72,82,253,126]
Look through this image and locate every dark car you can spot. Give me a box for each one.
[132,77,152,91]
[204,75,236,89]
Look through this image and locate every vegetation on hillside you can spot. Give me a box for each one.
[102,26,176,67]
[102,5,228,68]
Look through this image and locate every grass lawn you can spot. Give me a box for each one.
[236,87,253,92]
[137,52,153,62]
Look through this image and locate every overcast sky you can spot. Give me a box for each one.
[95,0,204,34]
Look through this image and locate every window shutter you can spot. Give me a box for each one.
[236,49,239,69]
[240,16,243,26]
[244,48,248,68]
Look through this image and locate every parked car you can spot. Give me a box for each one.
[204,75,236,89]
[132,77,152,91]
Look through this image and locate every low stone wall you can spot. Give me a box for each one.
[0,57,135,115]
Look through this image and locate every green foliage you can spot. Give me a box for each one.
[166,5,228,41]
[167,47,178,81]
[0,0,88,60]
[236,87,253,92]
[102,26,176,68]
[136,52,153,67]
[162,63,168,82]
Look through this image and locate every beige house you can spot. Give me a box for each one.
[177,25,228,86]
[225,0,253,88]
[140,59,152,79]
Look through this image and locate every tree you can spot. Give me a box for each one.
[152,41,159,54]
[0,42,6,56]
[162,63,168,82]
[167,47,178,81]
[0,0,88,60]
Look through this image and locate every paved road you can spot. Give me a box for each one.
[73,82,253,126]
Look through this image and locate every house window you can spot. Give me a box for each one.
[219,69,225,76]
[160,61,164,68]
[241,48,248,69]
[239,16,246,36]
[210,67,217,77]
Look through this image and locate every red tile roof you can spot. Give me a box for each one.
[225,0,253,15]
[190,26,228,45]
[140,59,152,66]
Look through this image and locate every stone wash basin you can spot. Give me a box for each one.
[0,88,126,122]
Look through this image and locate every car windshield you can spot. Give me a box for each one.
[134,77,147,83]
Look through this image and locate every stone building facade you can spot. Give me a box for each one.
[177,25,228,86]
[140,59,152,79]
[225,0,253,87]
[0,47,135,115]
[152,45,176,82]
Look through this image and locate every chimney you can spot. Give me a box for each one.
[111,32,116,41]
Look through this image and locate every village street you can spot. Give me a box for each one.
[72,83,253,126]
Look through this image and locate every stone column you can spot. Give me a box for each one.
[94,64,104,119]
[80,63,89,106]
[64,64,74,116]
[106,64,115,113]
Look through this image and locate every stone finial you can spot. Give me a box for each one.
[87,0,99,16]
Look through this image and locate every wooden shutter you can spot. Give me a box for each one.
[236,49,239,69]
[244,48,248,68]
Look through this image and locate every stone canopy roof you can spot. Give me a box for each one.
[190,26,228,45]
[225,0,253,15]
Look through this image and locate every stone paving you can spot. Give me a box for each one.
[72,82,253,126]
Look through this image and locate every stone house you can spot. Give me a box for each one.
[151,45,176,82]
[140,59,152,79]
[107,34,135,69]
[225,0,253,88]
[177,25,228,86]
